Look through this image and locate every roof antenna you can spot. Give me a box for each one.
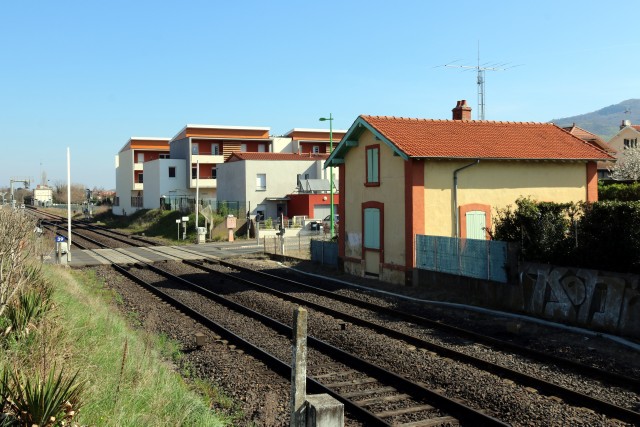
[439,41,520,120]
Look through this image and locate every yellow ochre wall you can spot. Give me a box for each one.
[423,160,588,237]
[343,131,407,269]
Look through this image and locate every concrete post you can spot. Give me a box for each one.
[290,306,308,427]
[305,394,344,427]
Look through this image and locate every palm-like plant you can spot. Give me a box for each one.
[3,366,84,427]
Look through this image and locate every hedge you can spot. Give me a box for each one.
[492,197,640,273]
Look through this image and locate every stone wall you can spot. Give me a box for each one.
[520,263,640,339]
[413,262,640,340]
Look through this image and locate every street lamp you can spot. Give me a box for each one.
[319,114,334,238]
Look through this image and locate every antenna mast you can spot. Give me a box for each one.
[443,43,516,120]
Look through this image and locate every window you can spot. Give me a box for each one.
[159,153,170,159]
[137,153,144,163]
[192,144,199,155]
[312,146,320,154]
[138,173,144,184]
[168,167,176,178]
[366,145,380,185]
[256,173,266,191]
[212,166,217,179]
[258,144,266,152]
[241,143,247,152]
[192,167,197,179]
[364,208,380,249]
[212,143,220,155]
[624,138,638,148]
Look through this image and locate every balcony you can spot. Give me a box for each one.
[190,178,216,188]
[192,154,224,164]
[134,162,143,171]
[133,183,143,191]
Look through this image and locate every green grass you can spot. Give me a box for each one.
[93,209,206,242]
[42,266,233,426]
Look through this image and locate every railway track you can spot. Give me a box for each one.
[163,258,639,425]
[27,207,639,424]
[117,260,507,426]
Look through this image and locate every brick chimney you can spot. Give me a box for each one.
[452,100,472,120]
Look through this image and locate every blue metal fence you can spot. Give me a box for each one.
[416,235,508,283]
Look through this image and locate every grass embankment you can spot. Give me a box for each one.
[93,209,241,242]
[8,266,232,426]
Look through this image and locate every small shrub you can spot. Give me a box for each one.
[1,366,85,427]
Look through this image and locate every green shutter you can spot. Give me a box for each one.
[364,208,380,249]
[367,148,379,183]
[466,211,486,240]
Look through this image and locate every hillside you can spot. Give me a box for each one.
[550,99,640,139]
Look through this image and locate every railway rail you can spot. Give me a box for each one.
[117,260,507,426]
[27,207,640,424]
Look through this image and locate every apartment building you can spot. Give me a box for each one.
[113,124,346,216]
[113,137,170,216]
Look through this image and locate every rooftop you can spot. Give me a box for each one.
[357,115,614,160]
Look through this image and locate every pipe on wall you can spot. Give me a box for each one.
[453,159,480,238]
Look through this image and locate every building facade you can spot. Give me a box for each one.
[326,101,615,285]
[113,137,170,215]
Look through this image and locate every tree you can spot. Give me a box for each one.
[610,147,640,181]
[52,182,87,204]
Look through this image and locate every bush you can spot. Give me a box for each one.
[576,201,640,272]
[491,198,577,265]
[492,197,640,273]
[598,181,640,201]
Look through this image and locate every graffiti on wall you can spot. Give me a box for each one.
[521,264,640,337]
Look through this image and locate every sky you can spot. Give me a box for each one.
[1,1,638,190]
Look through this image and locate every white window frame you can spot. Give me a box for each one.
[256,173,266,191]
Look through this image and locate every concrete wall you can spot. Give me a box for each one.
[272,136,293,153]
[169,137,191,183]
[216,160,247,203]
[217,159,324,219]
[413,261,640,340]
[114,149,134,215]
[143,159,187,209]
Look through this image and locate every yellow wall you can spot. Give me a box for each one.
[424,160,588,236]
[343,131,407,265]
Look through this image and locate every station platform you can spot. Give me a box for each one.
[52,241,264,267]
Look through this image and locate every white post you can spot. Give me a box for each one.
[66,147,72,262]
[195,159,200,230]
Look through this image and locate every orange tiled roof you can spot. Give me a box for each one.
[562,124,617,154]
[632,125,640,132]
[361,115,614,160]
[227,152,329,162]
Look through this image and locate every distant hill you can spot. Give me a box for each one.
[550,99,640,140]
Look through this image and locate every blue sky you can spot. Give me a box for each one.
[1,1,637,189]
